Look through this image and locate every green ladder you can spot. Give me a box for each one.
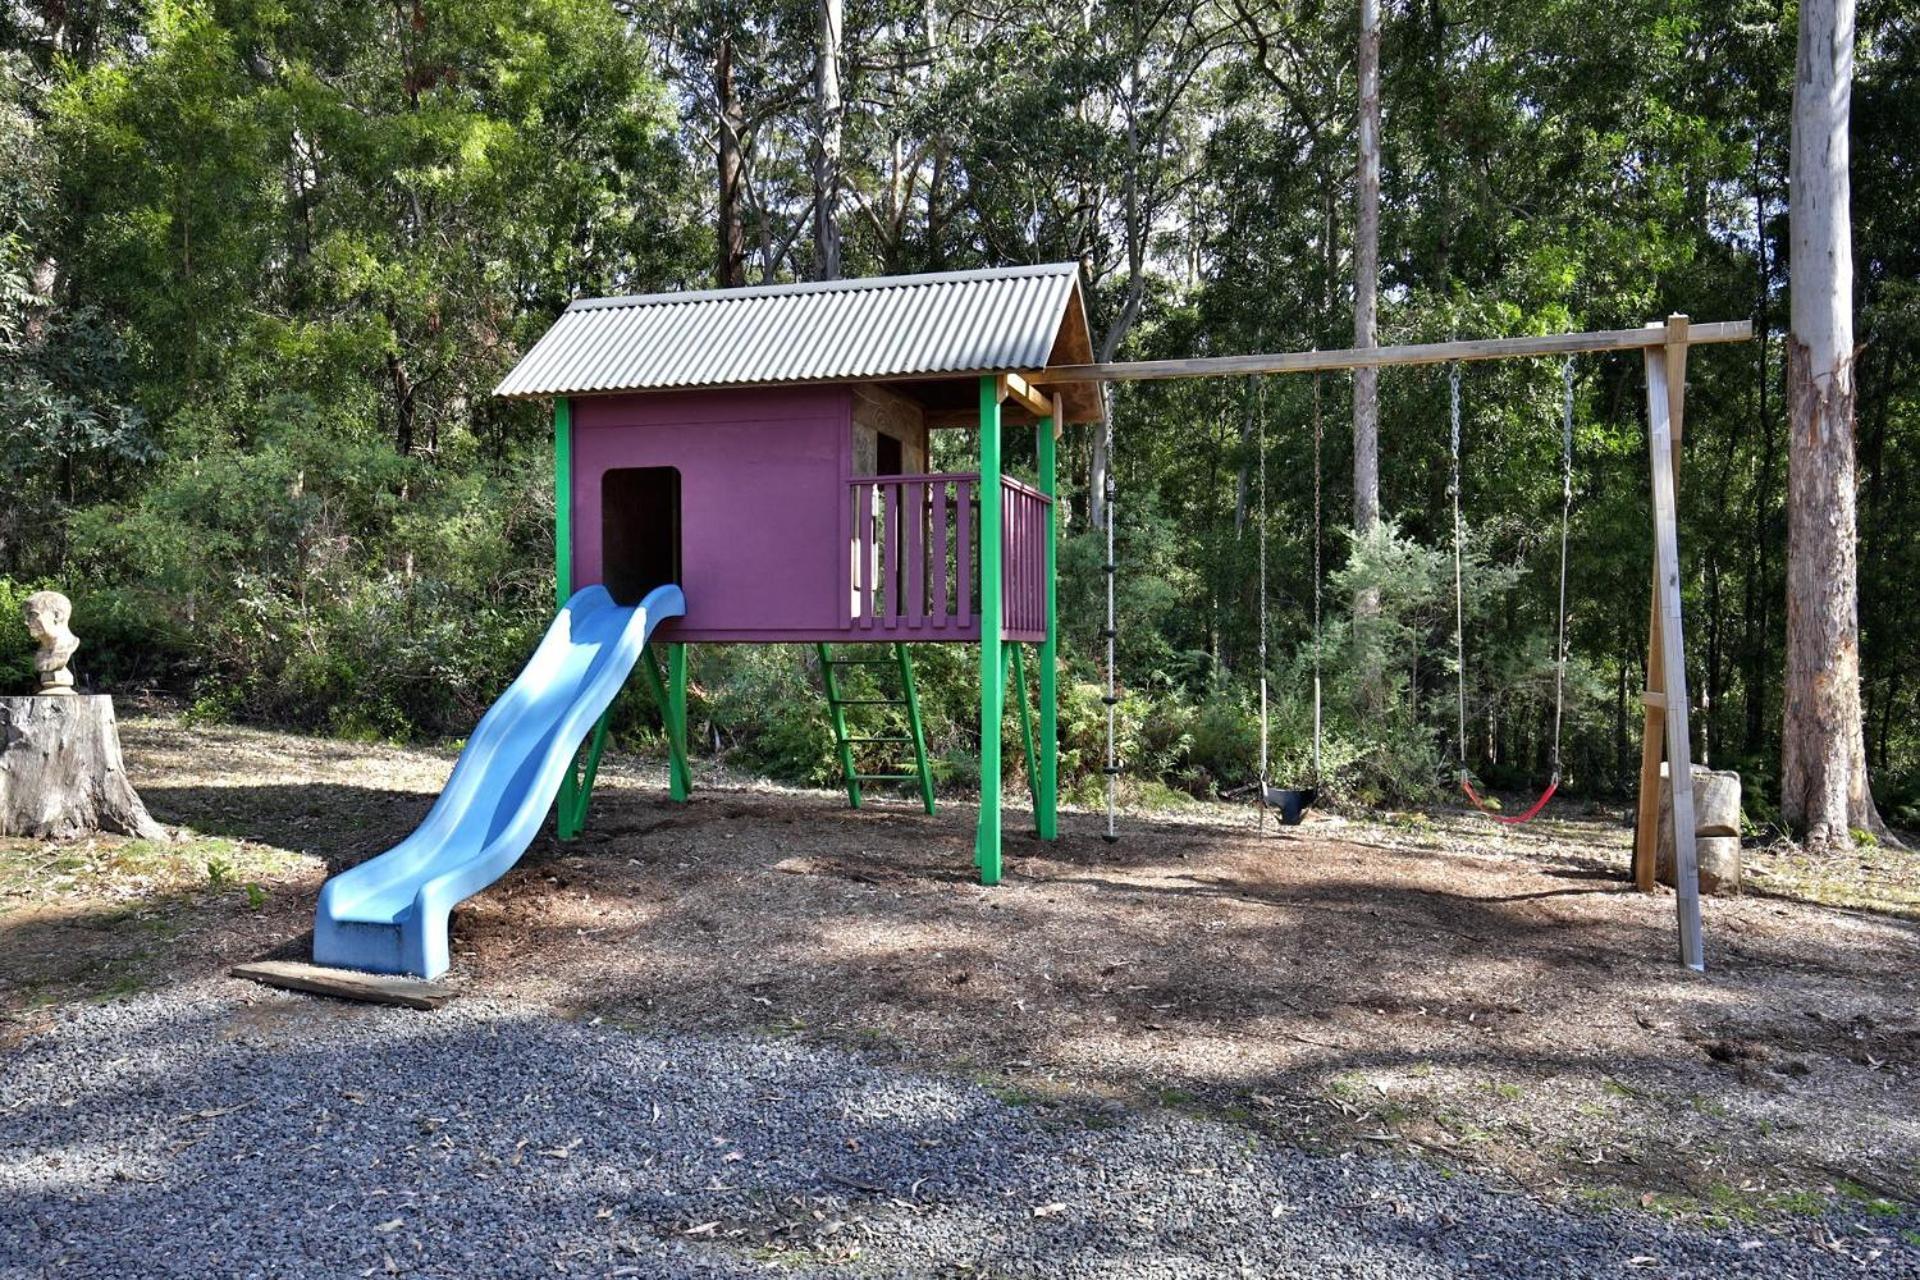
[818,642,936,813]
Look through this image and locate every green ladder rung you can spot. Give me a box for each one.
[817,641,936,816]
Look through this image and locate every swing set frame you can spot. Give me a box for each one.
[1032,314,1750,973]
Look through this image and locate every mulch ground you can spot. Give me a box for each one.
[3,714,1916,1228]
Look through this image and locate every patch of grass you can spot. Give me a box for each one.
[1900,1229,1920,1248]
[760,1014,808,1038]
[89,971,151,1002]
[1325,1072,1369,1104]
[1688,1094,1730,1118]
[1153,1085,1199,1108]
[973,1073,1044,1107]
[1767,1189,1829,1216]
[1429,1107,1496,1145]
[1833,1178,1904,1217]
[1489,1081,1524,1101]
[1575,1180,1893,1226]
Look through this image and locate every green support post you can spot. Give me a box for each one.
[554,398,573,610]
[818,643,864,809]
[667,643,690,801]
[1011,644,1039,817]
[638,644,691,802]
[554,397,581,833]
[1037,413,1059,839]
[975,377,1004,884]
[895,643,938,814]
[559,709,612,840]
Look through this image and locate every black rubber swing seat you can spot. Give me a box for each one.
[1263,785,1318,827]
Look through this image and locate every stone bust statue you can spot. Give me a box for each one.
[22,590,79,696]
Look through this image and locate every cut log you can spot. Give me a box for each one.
[1658,763,1743,894]
[0,695,167,841]
[231,961,456,1010]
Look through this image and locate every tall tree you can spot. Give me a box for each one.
[813,0,844,279]
[1350,0,1383,698]
[1781,0,1882,844]
[717,34,748,287]
[1351,0,1381,538]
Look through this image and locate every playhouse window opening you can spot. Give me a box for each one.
[601,466,681,606]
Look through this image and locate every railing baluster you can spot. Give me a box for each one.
[956,480,972,630]
[1015,487,1028,635]
[1004,482,1016,636]
[906,479,925,628]
[931,480,949,628]
[882,481,901,628]
[858,481,875,629]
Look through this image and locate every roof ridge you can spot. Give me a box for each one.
[567,262,1081,313]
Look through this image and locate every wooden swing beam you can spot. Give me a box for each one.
[1029,319,1750,384]
[1030,315,1743,973]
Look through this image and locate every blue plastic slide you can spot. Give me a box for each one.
[313,584,684,978]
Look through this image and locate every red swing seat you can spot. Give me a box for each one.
[1458,771,1558,825]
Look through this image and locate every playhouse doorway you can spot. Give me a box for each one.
[601,466,681,606]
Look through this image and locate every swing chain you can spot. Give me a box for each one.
[1451,357,1576,795]
[1103,401,1119,843]
[1449,363,1467,773]
[1549,356,1575,781]
[1256,378,1269,794]
[1311,371,1322,786]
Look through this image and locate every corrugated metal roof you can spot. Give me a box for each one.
[494,263,1087,401]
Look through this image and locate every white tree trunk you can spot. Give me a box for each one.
[814,0,845,281]
[0,696,167,841]
[1352,0,1382,542]
[1782,0,1882,847]
[1351,0,1384,706]
[716,35,747,289]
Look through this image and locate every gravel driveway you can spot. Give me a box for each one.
[3,984,1913,1279]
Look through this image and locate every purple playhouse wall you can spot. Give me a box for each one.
[571,388,852,642]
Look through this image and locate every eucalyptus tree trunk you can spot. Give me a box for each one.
[813,0,845,280]
[1781,0,1884,847]
[1352,0,1381,540]
[1351,0,1383,702]
[716,36,746,288]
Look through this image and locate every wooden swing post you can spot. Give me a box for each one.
[1638,316,1705,970]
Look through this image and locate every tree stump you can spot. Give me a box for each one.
[1658,763,1742,895]
[0,696,167,841]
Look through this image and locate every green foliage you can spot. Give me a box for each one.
[0,0,1913,824]
[0,577,43,692]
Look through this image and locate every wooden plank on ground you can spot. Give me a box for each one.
[231,961,456,1010]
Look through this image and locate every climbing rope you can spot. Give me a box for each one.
[1450,357,1576,825]
[1102,400,1119,844]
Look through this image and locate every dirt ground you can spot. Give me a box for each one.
[4,712,1917,1235]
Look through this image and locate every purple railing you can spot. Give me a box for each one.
[847,473,1050,640]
